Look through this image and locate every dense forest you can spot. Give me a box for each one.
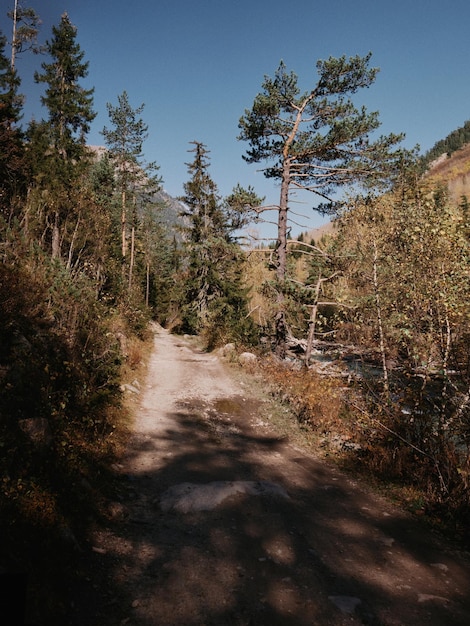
[1,8,470,621]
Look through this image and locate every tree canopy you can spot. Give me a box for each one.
[238,53,405,354]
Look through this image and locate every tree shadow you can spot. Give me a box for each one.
[70,398,470,626]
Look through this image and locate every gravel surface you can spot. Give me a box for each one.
[75,327,470,625]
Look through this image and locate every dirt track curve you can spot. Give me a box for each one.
[78,326,470,625]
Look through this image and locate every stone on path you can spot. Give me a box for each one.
[159,480,289,514]
[328,595,362,615]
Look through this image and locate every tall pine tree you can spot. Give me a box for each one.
[179,142,256,346]
[30,12,95,258]
[0,31,25,219]
[102,91,161,291]
[239,54,404,354]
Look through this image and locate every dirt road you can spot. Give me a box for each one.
[82,327,470,625]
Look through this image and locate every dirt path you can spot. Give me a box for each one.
[82,327,470,625]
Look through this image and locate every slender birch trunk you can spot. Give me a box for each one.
[372,239,389,394]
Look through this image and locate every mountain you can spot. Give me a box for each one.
[88,145,186,235]
[297,220,338,245]
[153,188,187,235]
[426,142,470,204]
[422,119,470,168]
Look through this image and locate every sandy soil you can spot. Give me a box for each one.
[75,326,470,625]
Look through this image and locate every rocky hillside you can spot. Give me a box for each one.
[154,188,187,235]
[88,145,187,234]
[427,142,470,203]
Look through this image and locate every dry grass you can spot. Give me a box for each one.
[232,355,368,458]
[427,143,470,203]
[235,355,470,546]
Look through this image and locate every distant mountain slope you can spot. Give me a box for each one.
[153,188,187,236]
[422,119,470,168]
[300,220,337,244]
[88,145,186,235]
[426,143,470,204]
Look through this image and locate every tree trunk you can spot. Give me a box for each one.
[121,189,127,259]
[372,239,389,395]
[10,0,18,69]
[146,261,150,307]
[66,214,81,270]
[274,160,291,358]
[128,224,135,291]
[304,273,323,367]
[51,211,61,259]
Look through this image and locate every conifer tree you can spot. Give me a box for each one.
[8,1,43,70]
[30,13,96,259]
[35,12,95,160]
[239,54,404,354]
[102,90,161,290]
[179,142,256,346]
[0,31,25,218]
[179,142,224,331]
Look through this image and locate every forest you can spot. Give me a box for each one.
[1,8,470,619]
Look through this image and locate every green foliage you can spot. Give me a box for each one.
[422,119,470,167]
[0,31,26,216]
[101,90,163,299]
[0,240,122,510]
[177,142,257,346]
[325,173,470,512]
[27,14,96,262]
[238,53,406,354]
[35,13,95,159]
[8,3,43,66]
[238,54,404,211]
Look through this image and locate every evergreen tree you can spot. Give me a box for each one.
[35,13,95,159]
[0,31,25,218]
[179,142,225,331]
[30,13,96,258]
[8,1,43,70]
[239,54,404,354]
[179,142,256,346]
[139,202,175,319]
[101,90,162,290]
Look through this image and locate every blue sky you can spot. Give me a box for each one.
[4,0,470,236]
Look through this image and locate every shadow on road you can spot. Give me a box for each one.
[75,395,470,626]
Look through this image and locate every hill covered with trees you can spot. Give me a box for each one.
[422,119,470,167]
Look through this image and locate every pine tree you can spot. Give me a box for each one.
[179,142,224,331]
[101,90,161,291]
[179,142,256,346]
[34,13,95,159]
[0,30,25,218]
[239,54,404,355]
[30,13,96,259]
[8,1,43,70]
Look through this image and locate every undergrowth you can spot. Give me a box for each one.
[0,257,151,624]
[256,356,470,549]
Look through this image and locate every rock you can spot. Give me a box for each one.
[115,331,128,356]
[431,563,449,572]
[417,593,450,604]
[238,352,257,365]
[328,595,362,614]
[120,383,141,395]
[159,480,289,513]
[220,343,236,357]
